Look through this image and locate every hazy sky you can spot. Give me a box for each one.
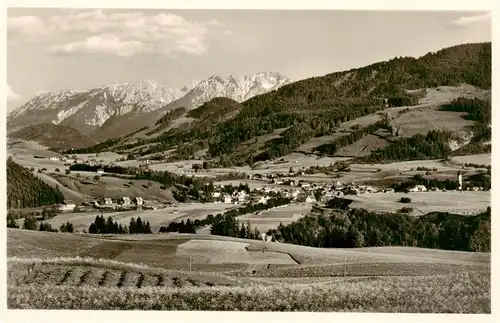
[7,9,491,111]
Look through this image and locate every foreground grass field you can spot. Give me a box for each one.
[6,229,491,312]
[8,270,489,312]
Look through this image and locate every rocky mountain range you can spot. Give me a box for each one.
[7,72,292,143]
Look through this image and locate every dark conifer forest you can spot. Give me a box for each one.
[7,157,65,208]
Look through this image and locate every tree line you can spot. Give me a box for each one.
[8,212,73,233]
[267,206,491,252]
[159,197,291,237]
[88,215,152,234]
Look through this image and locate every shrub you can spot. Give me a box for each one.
[399,207,414,213]
[41,207,58,220]
[59,221,74,233]
[39,222,57,232]
[55,168,60,172]
[65,169,71,175]
[399,197,412,203]
[22,215,38,230]
[93,175,100,181]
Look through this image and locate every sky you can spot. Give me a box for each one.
[6,9,492,112]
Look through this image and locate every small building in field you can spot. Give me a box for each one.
[305,195,316,204]
[212,192,221,198]
[231,190,246,203]
[222,194,232,204]
[384,188,395,193]
[291,189,301,199]
[104,198,113,205]
[258,196,270,204]
[261,233,273,242]
[409,185,427,192]
[58,201,76,212]
[135,197,144,206]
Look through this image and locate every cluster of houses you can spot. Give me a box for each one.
[40,155,86,164]
[93,196,146,210]
[208,174,479,209]
[210,180,347,206]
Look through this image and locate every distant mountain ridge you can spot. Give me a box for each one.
[7,72,292,143]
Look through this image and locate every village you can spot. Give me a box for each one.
[53,166,482,213]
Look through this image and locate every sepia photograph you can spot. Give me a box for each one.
[2,0,496,320]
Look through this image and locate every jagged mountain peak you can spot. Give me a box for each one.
[8,71,292,143]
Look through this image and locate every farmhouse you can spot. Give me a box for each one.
[291,189,301,199]
[121,196,131,206]
[96,168,104,175]
[212,192,221,198]
[384,188,395,193]
[135,197,144,206]
[222,194,232,204]
[409,185,427,192]
[104,198,113,205]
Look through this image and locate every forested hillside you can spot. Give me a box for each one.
[9,123,97,150]
[7,157,65,208]
[70,42,491,166]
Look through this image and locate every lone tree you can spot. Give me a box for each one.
[7,211,19,228]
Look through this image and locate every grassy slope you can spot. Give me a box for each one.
[8,229,489,268]
[7,229,490,312]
